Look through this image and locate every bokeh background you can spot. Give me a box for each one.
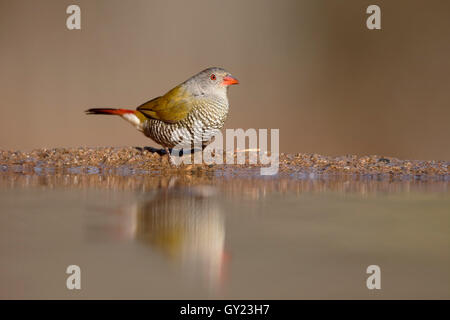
[0,0,449,160]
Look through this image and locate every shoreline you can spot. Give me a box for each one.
[0,147,448,179]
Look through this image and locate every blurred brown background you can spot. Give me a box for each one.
[0,0,449,160]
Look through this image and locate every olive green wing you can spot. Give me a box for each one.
[136,86,193,124]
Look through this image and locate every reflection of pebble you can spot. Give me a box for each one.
[0,147,448,178]
[87,166,100,175]
[33,167,42,174]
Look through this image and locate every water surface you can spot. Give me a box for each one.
[0,173,449,299]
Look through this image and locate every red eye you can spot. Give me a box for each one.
[210,74,216,80]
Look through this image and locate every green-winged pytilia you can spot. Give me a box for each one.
[86,67,239,162]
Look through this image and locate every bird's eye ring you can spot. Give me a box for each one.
[210,74,216,80]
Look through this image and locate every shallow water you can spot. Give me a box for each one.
[0,172,449,299]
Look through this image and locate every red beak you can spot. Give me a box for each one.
[222,75,239,86]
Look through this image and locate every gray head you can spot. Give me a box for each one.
[183,67,239,98]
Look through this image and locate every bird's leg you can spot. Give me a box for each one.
[202,136,215,150]
[164,147,176,166]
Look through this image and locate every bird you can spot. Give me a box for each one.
[85,67,239,163]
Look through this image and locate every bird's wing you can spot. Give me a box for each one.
[136,86,193,124]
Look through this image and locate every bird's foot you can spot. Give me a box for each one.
[135,146,166,156]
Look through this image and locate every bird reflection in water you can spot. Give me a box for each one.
[86,178,229,290]
[136,184,227,288]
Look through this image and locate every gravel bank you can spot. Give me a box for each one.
[0,147,448,179]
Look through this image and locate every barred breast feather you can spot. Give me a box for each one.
[143,96,229,148]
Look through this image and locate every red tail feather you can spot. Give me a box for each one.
[85,108,135,115]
